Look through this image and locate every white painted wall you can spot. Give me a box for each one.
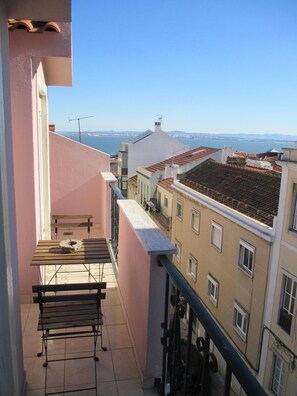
[127,130,188,177]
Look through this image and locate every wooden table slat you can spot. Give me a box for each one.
[31,238,111,267]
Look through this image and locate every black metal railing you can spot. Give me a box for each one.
[110,183,125,262]
[157,255,267,396]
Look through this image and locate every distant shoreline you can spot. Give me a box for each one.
[59,131,297,144]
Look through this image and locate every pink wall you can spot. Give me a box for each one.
[9,27,71,298]
[118,210,150,374]
[117,200,174,386]
[10,47,40,298]
[50,133,110,225]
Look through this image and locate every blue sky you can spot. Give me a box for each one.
[49,0,297,135]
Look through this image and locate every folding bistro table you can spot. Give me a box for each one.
[31,238,111,284]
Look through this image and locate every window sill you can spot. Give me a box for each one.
[188,273,197,282]
[238,265,253,278]
[288,228,297,237]
[211,243,222,253]
[208,296,218,307]
[233,326,247,342]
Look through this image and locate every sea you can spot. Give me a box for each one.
[58,132,296,157]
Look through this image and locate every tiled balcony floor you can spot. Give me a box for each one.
[22,263,157,396]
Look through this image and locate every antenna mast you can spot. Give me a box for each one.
[69,115,94,143]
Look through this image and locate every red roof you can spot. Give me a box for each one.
[180,160,280,227]
[146,146,220,173]
[130,175,138,183]
[158,178,174,193]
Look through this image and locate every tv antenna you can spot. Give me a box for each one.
[69,115,94,143]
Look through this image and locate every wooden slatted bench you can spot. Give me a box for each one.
[51,214,93,239]
[32,282,106,395]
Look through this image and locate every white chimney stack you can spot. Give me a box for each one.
[154,121,161,132]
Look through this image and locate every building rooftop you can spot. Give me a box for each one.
[130,175,138,184]
[158,178,174,193]
[131,130,154,144]
[146,146,220,173]
[179,160,281,226]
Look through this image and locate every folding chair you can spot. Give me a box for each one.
[32,282,107,396]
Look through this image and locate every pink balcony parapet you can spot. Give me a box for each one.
[117,200,175,388]
[50,132,110,228]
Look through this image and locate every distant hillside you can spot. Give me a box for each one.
[59,130,297,142]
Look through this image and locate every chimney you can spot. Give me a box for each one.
[49,124,55,132]
[154,121,161,132]
[221,146,234,164]
[165,164,179,180]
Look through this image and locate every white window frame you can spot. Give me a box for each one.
[188,255,198,281]
[191,209,200,234]
[233,301,248,341]
[278,273,297,334]
[292,190,297,231]
[238,240,255,277]
[271,353,287,396]
[164,195,168,208]
[207,274,219,306]
[211,221,223,252]
[176,199,183,220]
[175,241,181,263]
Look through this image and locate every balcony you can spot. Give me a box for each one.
[22,264,157,396]
[4,133,267,396]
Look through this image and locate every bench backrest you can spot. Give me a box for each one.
[51,214,93,238]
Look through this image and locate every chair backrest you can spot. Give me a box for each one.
[32,282,106,312]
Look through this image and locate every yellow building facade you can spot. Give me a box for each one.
[171,160,281,394]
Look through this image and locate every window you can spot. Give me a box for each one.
[233,301,248,341]
[278,273,297,334]
[207,275,219,306]
[191,209,200,234]
[164,195,168,208]
[271,353,287,396]
[188,255,198,281]
[176,199,183,219]
[175,241,181,262]
[292,187,297,231]
[211,222,223,251]
[238,240,255,276]
[157,192,161,206]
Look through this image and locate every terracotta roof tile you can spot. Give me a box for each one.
[158,178,174,193]
[146,146,220,173]
[130,175,138,183]
[180,160,280,226]
[8,19,60,33]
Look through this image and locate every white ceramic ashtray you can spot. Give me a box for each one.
[60,239,82,253]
